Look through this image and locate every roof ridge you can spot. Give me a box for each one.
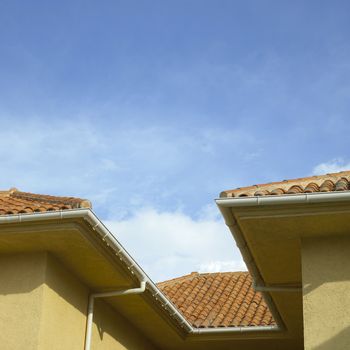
[157,272,200,286]
[0,188,19,197]
[10,190,92,209]
[157,271,248,287]
[221,170,350,198]
[0,188,92,215]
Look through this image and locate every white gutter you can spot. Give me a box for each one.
[0,209,282,337]
[216,190,350,208]
[191,325,279,335]
[84,281,147,350]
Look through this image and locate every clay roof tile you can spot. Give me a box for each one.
[0,188,91,215]
[220,170,350,198]
[158,271,275,328]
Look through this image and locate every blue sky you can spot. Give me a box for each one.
[1,1,350,280]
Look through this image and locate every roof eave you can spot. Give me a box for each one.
[216,190,350,208]
[215,190,350,336]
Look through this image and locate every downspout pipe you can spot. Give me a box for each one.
[84,281,147,350]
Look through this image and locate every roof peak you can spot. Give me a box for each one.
[157,270,249,286]
[0,188,91,215]
[0,187,19,197]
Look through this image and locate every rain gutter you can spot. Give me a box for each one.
[191,325,279,335]
[216,190,350,208]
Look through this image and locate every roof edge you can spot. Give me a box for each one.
[216,190,350,207]
[157,271,248,287]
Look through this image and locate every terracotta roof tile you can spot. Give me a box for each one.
[220,170,350,198]
[0,188,91,215]
[157,271,275,328]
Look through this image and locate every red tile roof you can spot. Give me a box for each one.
[158,272,274,328]
[0,188,91,215]
[220,170,350,198]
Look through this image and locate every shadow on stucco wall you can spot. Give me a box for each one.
[93,298,158,349]
[312,326,350,350]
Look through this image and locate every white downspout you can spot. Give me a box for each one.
[84,280,147,350]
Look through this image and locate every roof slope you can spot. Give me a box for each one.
[220,170,350,198]
[0,188,91,215]
[158,271,274,328]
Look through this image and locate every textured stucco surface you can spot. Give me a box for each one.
[92,298,158,350]
[0,252,158,350]
[0,253,46,350]
[302,236,350,350]
[38,254,89,350]
[40,254,158,350]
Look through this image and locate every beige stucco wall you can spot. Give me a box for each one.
[0,252,157,350]
[302,236,350,350]
[0,253,47,350]
[38,254,89,350]
[92,299,157,350]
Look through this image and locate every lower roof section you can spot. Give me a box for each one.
[158,271,274,328]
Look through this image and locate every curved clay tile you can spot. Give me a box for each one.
[18,209,32,214]
[270,188,285,195]
[220,170,350,198]
[304,182,319,193]
[319,180,335,192]
[0,188,91,216]
[335,178,349,191]
[158,272,275,328]
[287,185,304,194]
[254,190,270,196]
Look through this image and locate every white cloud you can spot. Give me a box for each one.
[104,207,245,282]
[0,117,258,219]
[199,260,247,273]
[312,158,350,175]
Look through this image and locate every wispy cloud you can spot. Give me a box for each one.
[198,260,246,273]
[312,158,350,175]
[104,206,245,282]
[0,117,259,218]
